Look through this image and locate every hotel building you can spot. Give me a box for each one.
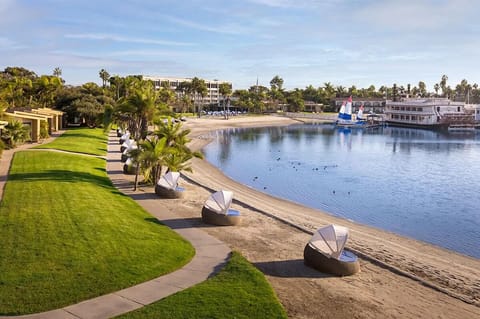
[143,76,232,105]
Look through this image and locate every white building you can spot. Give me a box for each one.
[143,76,232,105]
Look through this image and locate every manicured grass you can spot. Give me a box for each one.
[0,151,194,315]
[33,127,107,156]
[117,252,288,319]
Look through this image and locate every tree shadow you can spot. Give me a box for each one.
[253,259,334,278]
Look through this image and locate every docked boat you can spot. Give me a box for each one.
[447,123,476,133]
[336,96,367,127]
[385,98,474,130]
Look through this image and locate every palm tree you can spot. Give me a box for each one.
[191,77,208,117]
[129,137,168,185]
[1,120,31,148]
[116,80,157,141]
[53,67,62,78]
[440,75,448,97]
[99,69,110,88]
[219,82,232,119]
[434,83,440,97]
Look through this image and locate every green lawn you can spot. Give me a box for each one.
[0,151,194,315]
[117,252,287,319]
[33,127,108,156]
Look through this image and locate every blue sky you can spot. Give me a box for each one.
[1,0,479,91]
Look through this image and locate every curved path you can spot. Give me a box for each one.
[1,131,231,319]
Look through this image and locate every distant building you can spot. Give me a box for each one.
[143,76,232,105]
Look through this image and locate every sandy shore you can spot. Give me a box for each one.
[149,116,479,318]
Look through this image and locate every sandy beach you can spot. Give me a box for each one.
[143,115,479,318]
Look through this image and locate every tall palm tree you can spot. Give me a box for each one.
[53,67,62,78]
[191,77,207,117]
[117,80,157,141]
[99,69,110,88]
[219,82,232,119]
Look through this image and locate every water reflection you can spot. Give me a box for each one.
[203,124,480,258]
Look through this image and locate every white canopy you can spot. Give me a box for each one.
[157,172,180,190]
[309,224,349,260]
[121,139,136,148]
[204,190,233,214]
[120,132,130,140]
[122,144,138,155]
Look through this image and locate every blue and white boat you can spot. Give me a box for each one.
[336,96,366,127]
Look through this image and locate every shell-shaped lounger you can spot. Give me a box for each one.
[304,224,360,276]
[119,132,130,145]
[154,172,184,199]
[123,158,137,175]
[201,190,241,226]
[120,139,136,153]
[120,144,137,163]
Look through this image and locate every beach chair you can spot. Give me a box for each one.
[123,158,137,175]
[201,190,241,226]
[154,172,185,199]
[119,131,130,144]
[304,224,360,276]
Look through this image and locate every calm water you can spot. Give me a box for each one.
[202,124,480,259]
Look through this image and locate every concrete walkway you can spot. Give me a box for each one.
[1,131,231,319]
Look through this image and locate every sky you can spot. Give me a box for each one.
[1,0,480,91]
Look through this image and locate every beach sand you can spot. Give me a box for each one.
[143,116,480,318]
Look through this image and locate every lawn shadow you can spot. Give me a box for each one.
[144,217,215,229]
[58,131,108,141]
[254,259,334,278]
[8,170,113,187]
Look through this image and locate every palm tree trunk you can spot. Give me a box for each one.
[133,163,140,191]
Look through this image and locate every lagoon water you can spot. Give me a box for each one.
[202,124,480,259]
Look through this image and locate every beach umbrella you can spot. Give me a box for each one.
[309,224,349,260]
[204,190,233,215]
[157,172,180,190]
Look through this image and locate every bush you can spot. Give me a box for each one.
[40,121,50,139]
[0,138,5,158]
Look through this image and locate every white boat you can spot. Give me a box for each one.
[447,123,476,133]
[385,98,474,129]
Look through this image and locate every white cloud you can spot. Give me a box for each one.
[64,33,195,46]
[165,15,251,35]
[354,0,477,31]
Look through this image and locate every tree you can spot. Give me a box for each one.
[118,82,157,140]
[1,120,31,148]
[434,83,440,97]
[268,75,285,111]
[53,67,62,78]
[418,81,427,97]
[190,77,207,117]
[129,136,168,185]
[286,89,304,112]
[219,82,232,119]
[270,75,284,91]
[99,69,110,88]
[440,75,448,97]
[72,94,104,127]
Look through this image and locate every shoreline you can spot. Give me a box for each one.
[178,115,479,318]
